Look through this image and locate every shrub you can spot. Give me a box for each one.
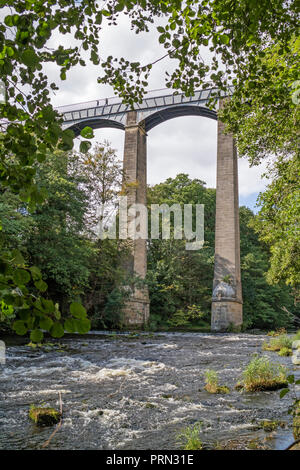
[262,334,292,352]
[177,422,203,450]
[226,322,242,333]
[292,330,300,341]
[267,328,287,337]
[278,347,292,356]
[204,370,230,394]
[259,420,281,432]
[238,355,287,392]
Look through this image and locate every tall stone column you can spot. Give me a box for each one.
[122,111,150,326]
[211,100,243,331]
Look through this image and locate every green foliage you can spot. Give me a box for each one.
[29,405,61,427]
[204,370,218,391]
[147,174,215,326]
[239,207,297,329]
[292,330,300,341]
[177,422,203,450]
[240,355,288,392]
[0,0,298,335]
[251,157,300,299]
[221,38,299,165]
[101,287,129,329]
[221,38,299,299]
[147,176,298,330]
[262,335,293,352]
[204,369,229,394]
[167,306,204,327]
[0,144,125,337]
[278,347,292,357]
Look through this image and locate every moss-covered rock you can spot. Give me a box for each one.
[29,406,61,427]
[257,420,285,432]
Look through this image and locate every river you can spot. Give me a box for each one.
[0,331,299,450]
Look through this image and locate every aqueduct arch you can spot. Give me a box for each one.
[58,88,243,332]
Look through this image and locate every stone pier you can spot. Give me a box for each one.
[122,111,150,326]
[211,101,243,331]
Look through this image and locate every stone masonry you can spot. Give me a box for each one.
[122,111,150,326]
[211,100,243,331]
[121,103,243,330]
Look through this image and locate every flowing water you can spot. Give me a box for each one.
[0,331,299,450]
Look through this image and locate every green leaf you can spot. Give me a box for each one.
[29,266,42,281]
[64,318,76,333]
[34,280,48,292]
[70,301,87,319]
[80,126,94,139]
[39,317,53,331]
[11,249,25,266]
[79,141,92,153]
[41,299,54,313]
[50,322,64,338]
[279,388,289,398]
[30,329,44,343]
[220,34,230,45]
[95,12,102,24]
[287,374,295,384]
[13,269,31,286]
[74,318,91,334]
[21,50,39,67]
[13,320,27,335]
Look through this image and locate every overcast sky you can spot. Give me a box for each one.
[40,12,268,211]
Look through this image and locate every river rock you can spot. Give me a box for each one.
[292,349,300,365]
[292,340,300,350]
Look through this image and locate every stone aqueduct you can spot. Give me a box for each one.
[58,87,243,332]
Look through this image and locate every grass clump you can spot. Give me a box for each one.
[257,420,285,432]
[29,405,61,427]
[292,330,300,342]
[237,355,288,392]
[267,328,287,337]
[177,422,203,450]
[262,334,292,352]
[278,347,292,356]
[204,370,230,394]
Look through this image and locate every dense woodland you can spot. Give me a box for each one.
[0,144,298,334]
[0,0,299,340]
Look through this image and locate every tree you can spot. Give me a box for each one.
[78,142,131,329]
[239,207,298,329]
[220,37,299,165]
[0,150,93,339]
[147,174,215,326]
[250,157,300,300]
[147,176,298,330]
[79,141,124,236]
[27,150,95,307]
[219,37,299,297]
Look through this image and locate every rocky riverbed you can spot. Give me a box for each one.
[0,331,299,450]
